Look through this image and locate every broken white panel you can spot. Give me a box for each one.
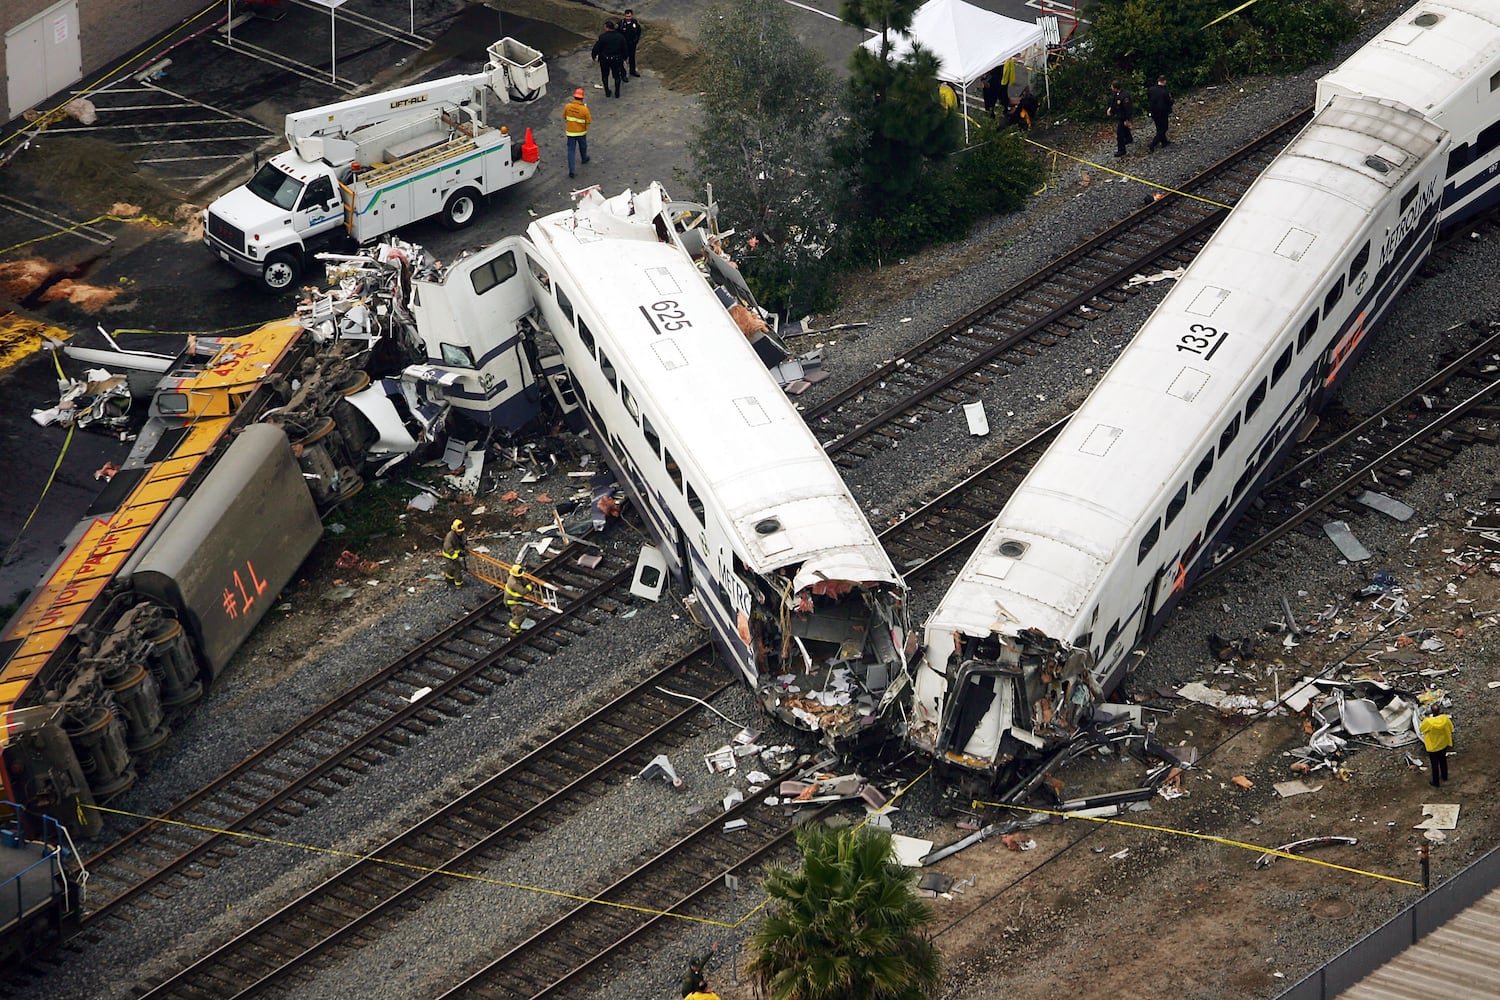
[406,492,437,512]
[963,401,989,437]
[890,833,934,868]
[1324,520,1372,561]
[1338,698,1388,735]
[629,544,668,601]
[441,436,473,472]
[1273,780,1322,798]
[444,449,485,494]
[1176,681,1232,708]
[1355,490,1415,522]
[1282,677,1322,713]
[1415,804,1459,830]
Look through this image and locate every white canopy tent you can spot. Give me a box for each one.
[861,0,1047,139]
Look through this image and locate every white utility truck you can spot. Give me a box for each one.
[204,37,547,292]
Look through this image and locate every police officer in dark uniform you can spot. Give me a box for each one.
[592,20,628,97]
[620,9,643,78]
[1107,81,1134,158]
[1147,75,1174,150]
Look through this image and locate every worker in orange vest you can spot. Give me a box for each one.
[563,87,592,179]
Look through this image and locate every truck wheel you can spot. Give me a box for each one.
[441,188,481,230]
[260,251,302,293]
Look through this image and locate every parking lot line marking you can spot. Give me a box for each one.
[212,37,357,94]
[136,153,247,163]
[144,82,277,131]
[0,196,114,248]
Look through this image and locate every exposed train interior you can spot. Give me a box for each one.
[915,628,1100,785]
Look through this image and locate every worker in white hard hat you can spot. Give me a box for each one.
[441,519,467,588]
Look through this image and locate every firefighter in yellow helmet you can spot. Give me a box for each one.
[441,519,467,587]
[504,562,534,635]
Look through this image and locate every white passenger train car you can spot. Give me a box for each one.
[1315,0,1500,233]
[446,183,910,737]
[908,93,1455,798]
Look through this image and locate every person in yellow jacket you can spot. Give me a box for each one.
[1418,708,1454,787]
[504,563,534,636]
[563,87,592,179]
[441,519,466,587]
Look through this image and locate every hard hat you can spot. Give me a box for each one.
[509,563,523,576]
[451,519,465,532]
[574,87,585,99]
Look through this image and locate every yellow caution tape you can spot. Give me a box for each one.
[0,213,174,259]
[85,803,753,928]
[1204,0,1265,30]
[1021,136,1234,210]
[972,798,1421,887]
[854,765,928,833]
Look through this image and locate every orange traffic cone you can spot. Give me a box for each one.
[521,127,539,164]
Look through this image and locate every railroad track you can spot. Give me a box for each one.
[126,422,1066,997]
[80,542,632,925]
[812,109,1313,466]
[1200,323,1500,587]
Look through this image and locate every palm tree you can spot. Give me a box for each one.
[748,824,941,1000]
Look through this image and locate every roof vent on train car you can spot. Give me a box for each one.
[997,539,1028,558]
[755,518,783,535]
[1412,12,1440,28]
[1363,156,1392,175]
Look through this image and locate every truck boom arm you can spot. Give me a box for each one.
[284,37,547,160]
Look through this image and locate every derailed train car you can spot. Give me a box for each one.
[909,0,1500,805]
[0,325,376,836]
[428,183,912,740]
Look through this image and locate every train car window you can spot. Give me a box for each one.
[1218,414,1239,457]
[1322,276,1344,318]
[572,378,589,407]
[1074,630,1093,650]
[599,349,618,389]
[1245,377,1267,419]
[1492,70,1500,92]
[1207,498,1228,533]
[621,383,641,423]
[1349,242,1370,282]
[1234,464,1256,499]
[1137,519,1160,564]
[1165,483,1187,526]
[440,343,476,368]
[1104,620,1121,651]
[469,250,518,295]
[1272,344,1292,385]
[642,415,661,456]
[525,253,551,291]
[1191,449,1213,491]
[686,481,705,524]
[1297,312,1318,352]
[556,286,575,325]
[579,320,596,356]
[1476,119,1500,157]
[587,399,603,426]
[664,448,683,490]
[1447,143,1474,178]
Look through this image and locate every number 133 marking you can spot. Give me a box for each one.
[1176,323,1228,360]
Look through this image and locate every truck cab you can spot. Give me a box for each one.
[204,153,349,292]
